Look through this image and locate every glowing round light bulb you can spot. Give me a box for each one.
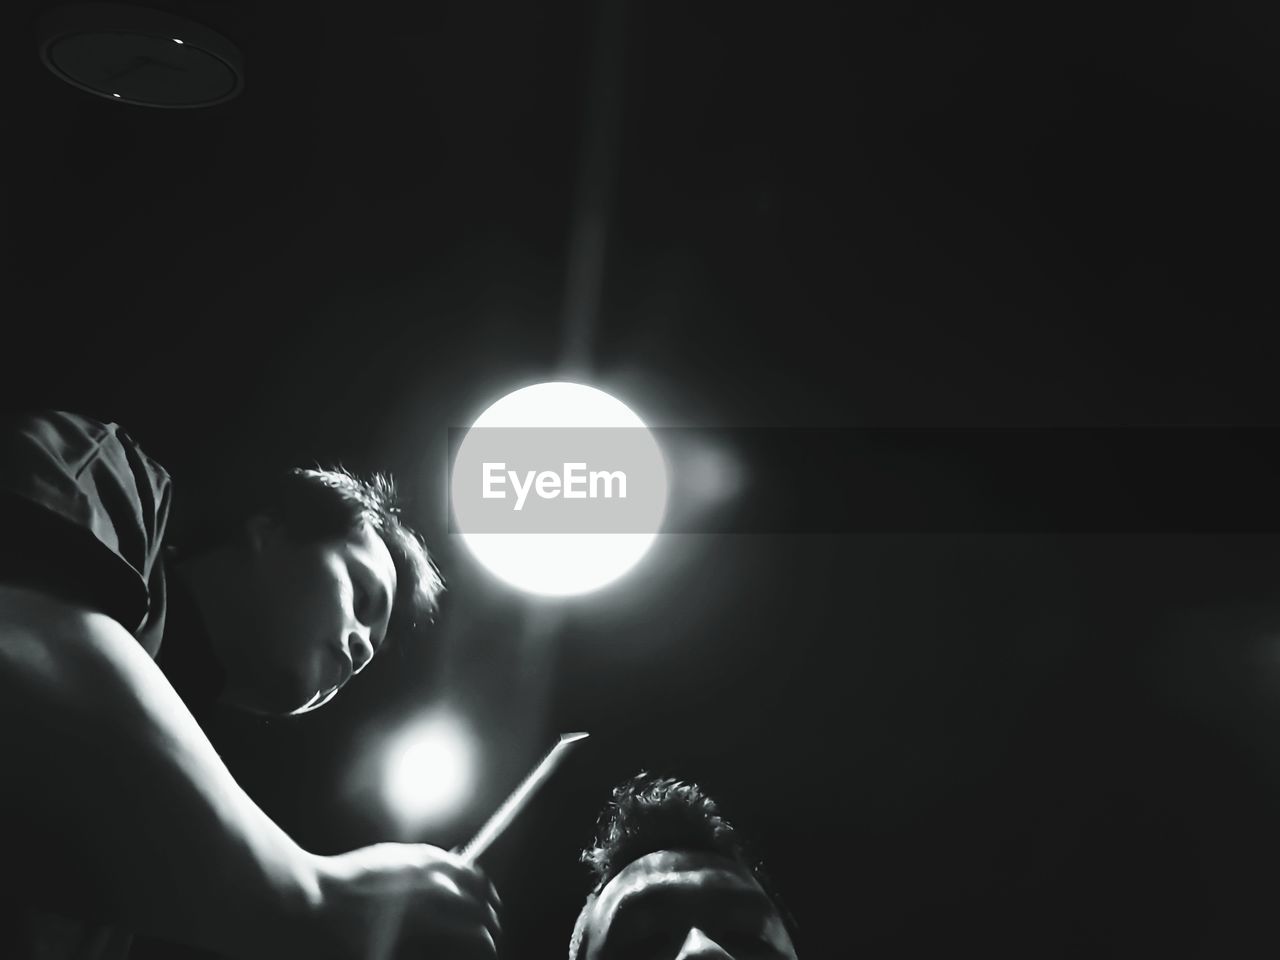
[452,381,666,596]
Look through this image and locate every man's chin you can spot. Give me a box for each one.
[287,685,341,715]
[219,678,327,716]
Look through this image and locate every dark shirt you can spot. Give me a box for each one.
[0,410,222,959]
[0,410,171,654]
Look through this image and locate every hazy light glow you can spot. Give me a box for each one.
[454,381,666,596]
[172,37,184,44]
[683,444,744,503]
[383,711,476,831]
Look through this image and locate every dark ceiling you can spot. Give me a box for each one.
[6,1,1280,957]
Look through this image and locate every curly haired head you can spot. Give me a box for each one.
[569,772,796,960]
[581,773,747,893]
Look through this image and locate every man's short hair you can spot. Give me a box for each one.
[568,772,796,960]
[186,465,444,649]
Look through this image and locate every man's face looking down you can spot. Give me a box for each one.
[219,516,397,715]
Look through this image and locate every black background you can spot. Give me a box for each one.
[6,1,1280,956]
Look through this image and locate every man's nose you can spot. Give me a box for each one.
[348,627,375,674]
[674,928,735,959]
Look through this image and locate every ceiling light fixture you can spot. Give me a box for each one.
[37,3,244,108]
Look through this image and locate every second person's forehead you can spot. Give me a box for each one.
[601,853,764,918]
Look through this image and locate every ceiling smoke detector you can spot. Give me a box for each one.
[37,3,244,108]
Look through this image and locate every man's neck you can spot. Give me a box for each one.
[170,547,247,706]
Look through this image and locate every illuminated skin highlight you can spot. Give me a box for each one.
[583,850,798,960]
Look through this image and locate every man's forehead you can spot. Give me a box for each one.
[346,522,397,588]
[593,849,767,922]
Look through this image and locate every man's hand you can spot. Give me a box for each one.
[309,843,502,960]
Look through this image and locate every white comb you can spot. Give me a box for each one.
[458,731,590,864]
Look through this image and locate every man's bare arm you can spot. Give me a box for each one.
[0,583,499,960]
